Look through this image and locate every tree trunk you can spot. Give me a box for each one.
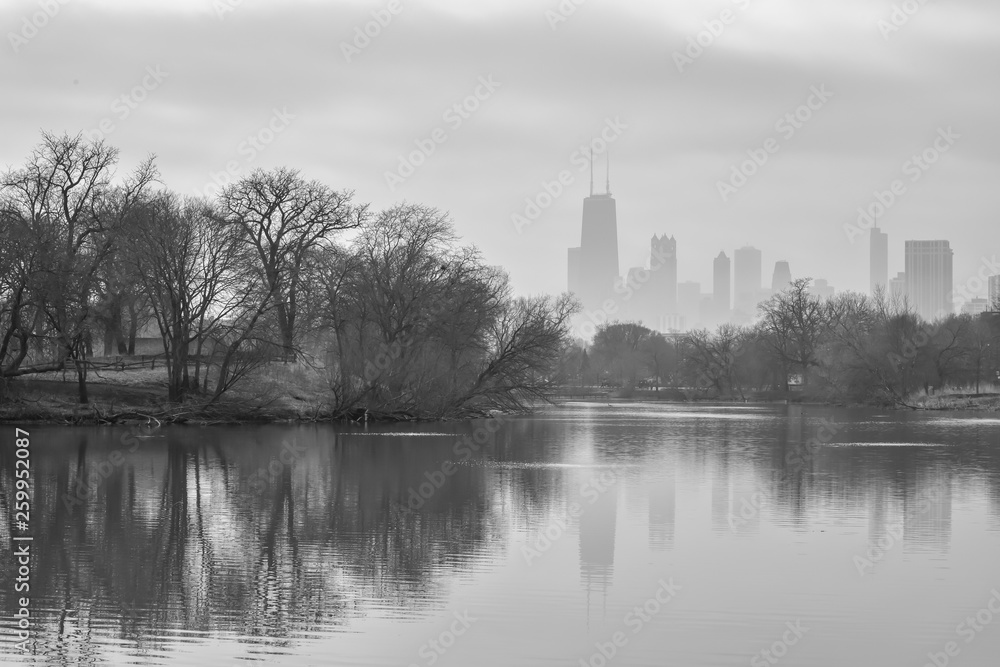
[193,334,204,393]
[103,329,114,357]
[114,306,128,354]
[127,302,138,355]
[74,356,89,404]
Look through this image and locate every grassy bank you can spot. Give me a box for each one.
[903,391,1000,411]
[0,362,515,424]
[0,364,346,425]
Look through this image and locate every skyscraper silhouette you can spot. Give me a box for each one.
[771,260,792,293]
[733,246,762,317]
[870,227,888,296]
[905,240,953,321]
[648,234,677,329]
[567,154,619,314]
[713,251,731,321]
[677,281,701,330]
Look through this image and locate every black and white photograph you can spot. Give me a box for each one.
[1,0,1000,665]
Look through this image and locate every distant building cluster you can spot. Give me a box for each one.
[872,231,999,321]
[566,185,998,335]
[566,177,838,333]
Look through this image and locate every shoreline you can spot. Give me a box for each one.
[3,394,997,427]
[545,392,1000,413]
[0,375,509,426]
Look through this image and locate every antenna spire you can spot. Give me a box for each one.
[589,146,594,197]
[606,151,611,196]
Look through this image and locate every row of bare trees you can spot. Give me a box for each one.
[558,279,1000,405]
[1,132,577,417]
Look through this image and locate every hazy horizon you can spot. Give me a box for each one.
[3,0,998,300]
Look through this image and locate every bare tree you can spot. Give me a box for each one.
[961,316,998,394]
[128,193,256,402]
[590,321,654,388]
[757,278,826,389]
[0,205,43,377]
[0,132,155,402]
[683,324,748,397]
[457,292,578,414]
[639,333,675,392]
[217,168,364,361]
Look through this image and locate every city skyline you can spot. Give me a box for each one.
[3,0,998,301]
[566,185,994,331]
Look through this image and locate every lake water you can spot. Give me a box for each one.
[2,403,1000,666]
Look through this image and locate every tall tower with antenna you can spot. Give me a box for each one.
[870,221,888,297]
[568,150,619,317]
[606,152,611,197]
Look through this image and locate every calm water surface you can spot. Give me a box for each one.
[2,403,1000,666]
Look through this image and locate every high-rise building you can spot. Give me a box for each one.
[870,227,888,296]
[811,279,834,301]
[622,266,647,323]
[905,240,953,322]
[648,234,677,325]
[677,281,701,330]
[961,298,989,315]
[771,260,791,293]
[713,251,731,319]
[889,271,906,303]
[567,161,619,315]
[699,295,715,328]
[567,247,582,297]
[733,246,762,317]
[990,275,1000,311]
[659,313,684,333]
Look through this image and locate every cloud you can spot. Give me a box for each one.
[2,0,998,299]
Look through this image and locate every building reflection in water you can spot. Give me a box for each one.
[867,471,891,551]
[6,406,997,664]
[991,471,1000,532]
[711,457,732,533]
[903,463,952,553]
[648,470,675,550]
[579,473,617,624]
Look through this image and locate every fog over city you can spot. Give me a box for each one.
[4,3,1000,667]
[4,0,999,303]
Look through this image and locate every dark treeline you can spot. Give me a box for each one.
[558,279,1000,406]
[0,132,576,419]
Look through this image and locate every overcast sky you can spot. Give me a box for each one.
[3,0,999,298]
